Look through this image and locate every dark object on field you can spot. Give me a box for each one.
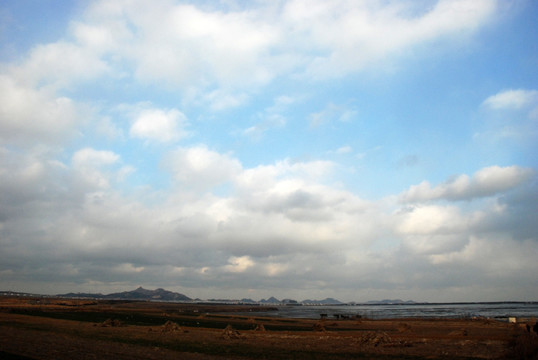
[512,331,538,359]
[360,331,392,347]
[100,318,124,327]
[161,320,182,333]
[525,322,538,334]
[398,322,411,332]
[254,323,266,332]
[312,322,326,332]
[222,324,242,339]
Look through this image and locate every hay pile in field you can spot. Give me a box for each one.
[222,324,242,339]
[161,320,182,333]
[359,331,392,347]
[398,322,411,332]
[449,328,468,336]
[254,323,266,332]
[100,318,124,327]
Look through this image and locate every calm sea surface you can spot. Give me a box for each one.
[236,303,538,320]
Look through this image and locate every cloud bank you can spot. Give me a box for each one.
[0,0,537,302]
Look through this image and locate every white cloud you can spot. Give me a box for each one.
[224,256,254,273]
[10,41,110,89]
[101,1,280,91]
[483,89,538,110]
[235,159,336,193]
[72,148,119,168]
[46,0,499,100]
[428,235,538,282]
[476,88,538,143]
[71,21,130,53]
[284,0,497,78]
[201,90,249,111]
[309,103,357,128]
[114,263,145,274]
[397,205,467,236]
[401,165,534,202]
[71,148,121,189]
[328,146,352,155]
[242,96,290,140]
[129,108,188,142]
[0,75,79,144]
[3,0,537,301]
[1,143,537,300]
[164,145,242,191]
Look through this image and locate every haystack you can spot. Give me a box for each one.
[449,328,468,336]
[398,322,411,332]
[161,320,182,333]
[254,323,266,332]
[222,324,242,339]
[360,331,391,347]
[100,318,124,327]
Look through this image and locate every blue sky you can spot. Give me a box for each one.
[0,0,537,302]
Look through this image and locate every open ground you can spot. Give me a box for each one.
[1,297,537,359]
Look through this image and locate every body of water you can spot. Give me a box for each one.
[241,302,538,321]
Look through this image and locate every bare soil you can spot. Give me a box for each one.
[0,296,537,359]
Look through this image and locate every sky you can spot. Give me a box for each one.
[0,0,537,302]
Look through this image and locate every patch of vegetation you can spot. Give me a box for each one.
[9,309,166,326]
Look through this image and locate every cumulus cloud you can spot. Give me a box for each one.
[164,145,242,191]
[1,142,537,300]
[129,108,188,143]
[284,0,497,78]
[27,0,495,101]
[482,89,538,110]
[201,90,249,111]
[476,88,538,145]
[224,256,254,273]
[71,148,132,190]
[395,204,473,256]
[235,159,336,193]
[92,1,280,91]
[2,0,537,301]
[0,75,79,144]
[72,148,119,168]
[1,144,382,295]
[10,41,110,89]
[401,165,534,203]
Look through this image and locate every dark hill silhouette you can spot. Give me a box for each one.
[301,298,343,305]
[58,287,191,301]
[260,296,280,304]
[365,299,416,305]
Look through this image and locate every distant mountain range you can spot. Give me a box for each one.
[260,296,343,305]
[56,288,344,304]
[365,299,417,305]
[58,287,192,301]
[301,298,343,305]
[3,288,417,305]
[260,296,280,304]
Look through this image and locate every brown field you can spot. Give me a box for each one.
[1,297,537,359]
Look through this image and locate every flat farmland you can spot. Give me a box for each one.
[0,297,536,359]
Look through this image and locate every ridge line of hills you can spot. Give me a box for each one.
[1,287,421,305]
[2,289,534,305]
